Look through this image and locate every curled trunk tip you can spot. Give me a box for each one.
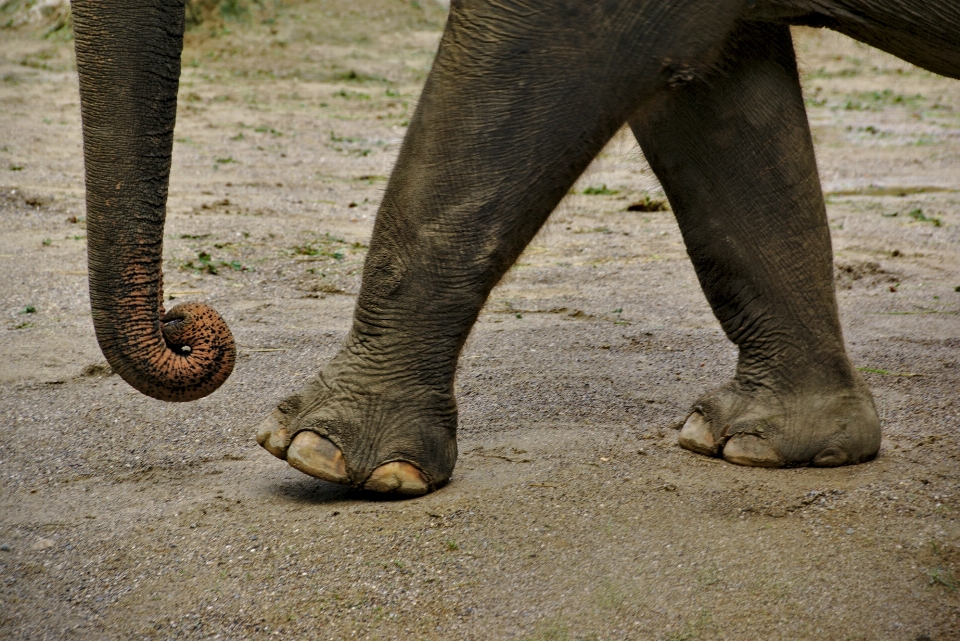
[105,302,236,403]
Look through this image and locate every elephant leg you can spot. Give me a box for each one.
[630,23,880,468]
[256,0,748,493]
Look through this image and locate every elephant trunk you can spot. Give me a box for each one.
[73,0,235,402]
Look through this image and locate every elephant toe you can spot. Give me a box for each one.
[721,434,783,468]
[678,411,719,456]
[363,462,429,496]
[256,410,290,459]
[811,446,851,467]
[286,431,349,484]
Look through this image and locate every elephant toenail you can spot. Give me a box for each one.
[678,412,719,456]
[287,432,348,483]
[812,447,850,467]
[364,462,429,496]
[722,434,782,468]
[255,412,289,458]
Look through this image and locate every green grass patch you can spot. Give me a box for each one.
[807,67,860,80]
[840,90,925,111]
[907,208,941,226]
[928,568,957,591]
[327,69,389,84]
[291,232,356,260]
[184,0,277,30]
[329,131,361,143]
[333,88,370,100]
[582,184,617,195]
[179,251,248,275]
[882,207,943,226]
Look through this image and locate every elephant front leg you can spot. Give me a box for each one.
[254,1,750,493]
[631,23,880,468]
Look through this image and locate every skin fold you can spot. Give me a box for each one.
[72,0,960,493]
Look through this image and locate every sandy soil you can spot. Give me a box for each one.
[1,3,959,639]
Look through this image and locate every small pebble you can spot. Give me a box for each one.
[0,543,10,552]
[846,528,854,534]
[31,538,54,551]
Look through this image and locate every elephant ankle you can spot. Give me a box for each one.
[733,351,864,395]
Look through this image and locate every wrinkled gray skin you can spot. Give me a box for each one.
[72,0,960,494]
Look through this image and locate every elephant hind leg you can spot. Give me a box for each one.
[630,22,880,468]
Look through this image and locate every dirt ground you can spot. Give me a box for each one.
[2,3,959,640]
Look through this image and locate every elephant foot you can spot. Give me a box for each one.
[677,379,881,468]
[255,365,457,497]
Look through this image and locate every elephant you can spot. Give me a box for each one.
[71,0,960,496]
